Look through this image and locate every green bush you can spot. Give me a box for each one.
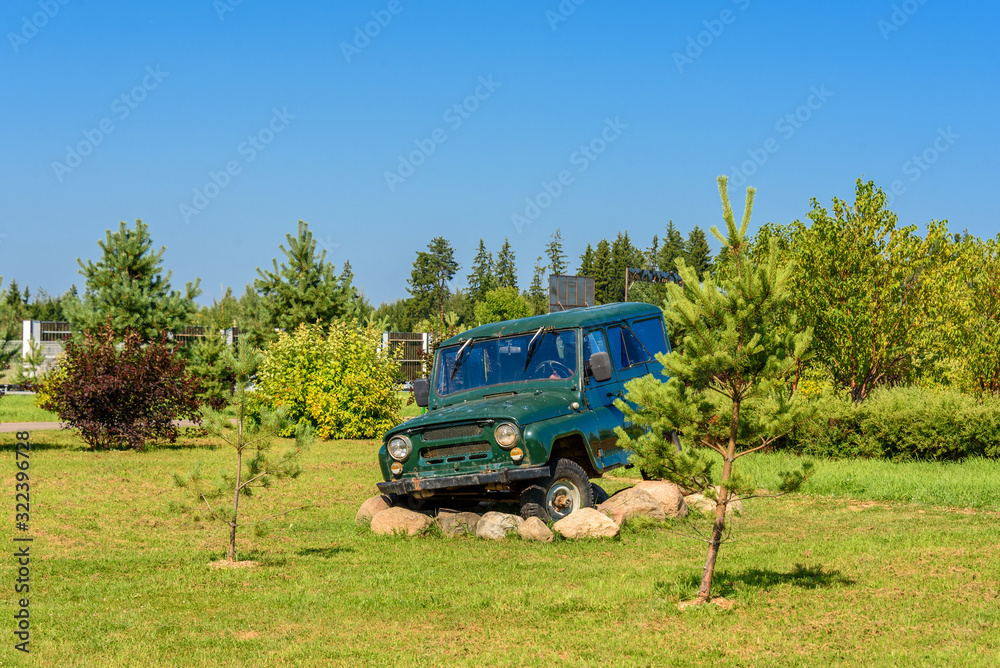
[784,385,1000,461]
[253,321,401,439]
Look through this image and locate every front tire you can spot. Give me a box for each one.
[519,458,594,521]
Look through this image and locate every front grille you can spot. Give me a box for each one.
[421,442,491,464]
[420,424,484,442]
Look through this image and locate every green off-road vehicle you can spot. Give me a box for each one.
[376,302,672,521]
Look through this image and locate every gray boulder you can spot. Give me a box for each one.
[517,516,554,543]
[355,494,394,525]
[598,487,666,526]
[475,511,524,540]
[436,510,482,538]
[684,491,744,516]
[633,480,688,518]
[553,508,620,539]
[370,507,433,536]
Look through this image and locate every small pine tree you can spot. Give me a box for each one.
[683,225,713,281]
[175,343,313,563]
[616,176,816,605]
[467,239,496,303]
[186,328,231,410]
[254,221,349,338]
[579,243,595,276]
[545,228,568,276]
[495,238,518,289]
[63,220,202,341]
[658,221,685,273]
[592,239,613,304]
[528,256,548,315]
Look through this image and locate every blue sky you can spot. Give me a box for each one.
[1,0,996,307]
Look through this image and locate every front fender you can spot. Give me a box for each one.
[522,411,601,472]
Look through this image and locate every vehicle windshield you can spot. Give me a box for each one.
[434,329,578,397]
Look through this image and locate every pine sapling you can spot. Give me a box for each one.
[616,176,817,605]
[174,342,313,562]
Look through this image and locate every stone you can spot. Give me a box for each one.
[436,510,482,538]
[633,480,688,518]
[553,508,620,539]
[475,511,524,540]
[517,516,554,543]
[684,492,744,516]
[369,507,433,536]
[355,494,394,525]
[598,487,666,526]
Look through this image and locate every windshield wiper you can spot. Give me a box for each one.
[450,338,474,380]
[522,326,547,372]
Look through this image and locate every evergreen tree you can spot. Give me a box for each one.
[658,220,685,273]
[545,228,568,276]
[0,278,20,372]
[579,243,595,276]
[495,238,518,289]
[63,220,202,341]
[528,256,548,315]
[187,327,231,410]
[175,342,312,563]
[5,279,22,308]
[617,176,815,605]
[645,235,660,271]
[684,225,713,281]
[466,239,495,303]
[592,239,613,304]
[609,232,643,302]
[407,237,459,338]
[254,220,350,339]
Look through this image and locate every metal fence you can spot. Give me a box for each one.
[383,332,431,382]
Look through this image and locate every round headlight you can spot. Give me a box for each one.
[494,422,519,449]
[387,436,412,462]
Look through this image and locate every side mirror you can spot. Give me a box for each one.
[588,351,613,383]
[413,378,430,408]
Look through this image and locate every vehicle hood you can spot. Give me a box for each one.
[385,388,580,438]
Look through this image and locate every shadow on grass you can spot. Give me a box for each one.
[296,546,355,558]
[658,563,855,599]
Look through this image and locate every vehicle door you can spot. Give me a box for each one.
[629,316,670,380]
[582,328,628,471]
[605,323,654,440]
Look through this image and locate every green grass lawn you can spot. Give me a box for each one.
[1,430,998,667]
[0,394,58,423]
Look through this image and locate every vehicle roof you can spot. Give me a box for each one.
[440,302,663,347]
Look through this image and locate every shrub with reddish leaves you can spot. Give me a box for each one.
[39,322,202,450]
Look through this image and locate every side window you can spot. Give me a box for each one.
[583,330,608,359]
[608,325,651,370]
[631,318,669,358]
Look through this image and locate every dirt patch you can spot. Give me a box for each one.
[677,597,735,611]
[232,630,259,640]
[209,559,259,569]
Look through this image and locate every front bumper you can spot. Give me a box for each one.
[376,465,550,495]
